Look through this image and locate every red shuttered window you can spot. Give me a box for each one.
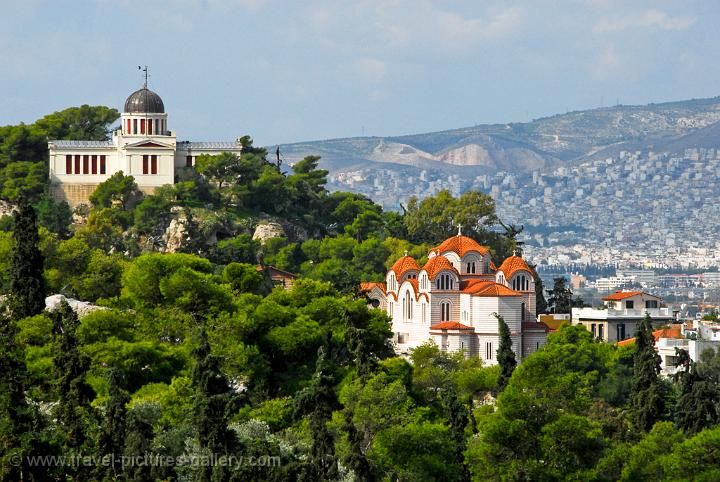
[91,155,97,174]
[143,155,149,175]
[100,155,106,174]
[148,119,153,135]
[126,119,131,134]
[83,155,89,174]
[140,119,145,135]
[151,155,157,174]
[66,155,72,174]
[74,155,81,174]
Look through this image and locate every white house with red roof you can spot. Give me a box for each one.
[572,290,676,342]
[361,230,549,364]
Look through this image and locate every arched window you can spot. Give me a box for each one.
[441,301,451,321]
[466,262,476,274]
[422,303,427,323]
[404,291,413,321]
[438,274,454,290]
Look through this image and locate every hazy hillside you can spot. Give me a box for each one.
[280,96,720,176]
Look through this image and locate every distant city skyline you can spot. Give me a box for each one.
[2,1,719,146]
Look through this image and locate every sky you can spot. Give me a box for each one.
[2,0,719,146]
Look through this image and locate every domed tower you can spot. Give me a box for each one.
[121,85,168,137]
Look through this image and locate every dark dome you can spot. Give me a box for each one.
[124,88,165,113]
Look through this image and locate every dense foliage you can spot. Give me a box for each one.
[1,107,720,480]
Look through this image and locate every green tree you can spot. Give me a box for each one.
[89,171,140,209]
[9,201,46,319]
[674,350,719,434]
[192,329,239,482]
[403,189,497,244]
[223,262,264,294]
[546,277,573,314]
[630,314,666,432]
[295,344,339,481]
[0,312,50,481]
[97,368,129,480]
[0,161,47,202]
[35,194,73,238]
[51,300,95,453]
[35,105,119,141]
[495,314,517,393]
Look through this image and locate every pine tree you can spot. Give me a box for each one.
[630,314,665,432]
[9,201,46,319]
[97,368,129,480]
[294,345,339,481]
[546,277,573,314]
[674,349,719,435]
[192,328,239,482]
[0,312,50,481]
[52,300,95,453]
[495,314,517,393]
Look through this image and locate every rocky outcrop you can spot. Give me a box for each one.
[0,200,16,218]
[45,294,105,317]
[163,218,188,253]
[252,221,286,244]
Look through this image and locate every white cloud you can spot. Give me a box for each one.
[593,9,696,34]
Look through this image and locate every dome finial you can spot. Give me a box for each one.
[457,223,462,236]
[404,249,408,257]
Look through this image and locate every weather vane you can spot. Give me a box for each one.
[138,65,149,88]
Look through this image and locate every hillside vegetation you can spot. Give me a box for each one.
[1,107,720,481]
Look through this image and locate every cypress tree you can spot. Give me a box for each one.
[443,385,471,482]
[97,368,129,480]
[674,349,719,434]
[124,405,156,482]
[343,409,374,482]
[9,201,46,319]
[52,300,95,453]
[630,314,665,432]
[495,314,517,393]
[294,345,339,481]
[192,328,239,482]
[0,312,49,481]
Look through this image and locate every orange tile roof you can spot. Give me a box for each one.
[433,235,489,257]
[617,324,684,347]
[389,255,420,278]
[497,255,534,279]
[360,282,386,293]
[602,291,655,301]
[430,322,475,331]
[422,255,459,280]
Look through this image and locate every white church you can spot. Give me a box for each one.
[361,231,550,364]
[48,80,243,206]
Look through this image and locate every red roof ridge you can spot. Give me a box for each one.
[389,255,420,278]
[497,255,534,279]
[432,235,489,258]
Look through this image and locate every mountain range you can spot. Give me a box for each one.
[280,96,720,178]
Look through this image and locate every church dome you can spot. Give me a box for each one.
[124,88,165,113]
